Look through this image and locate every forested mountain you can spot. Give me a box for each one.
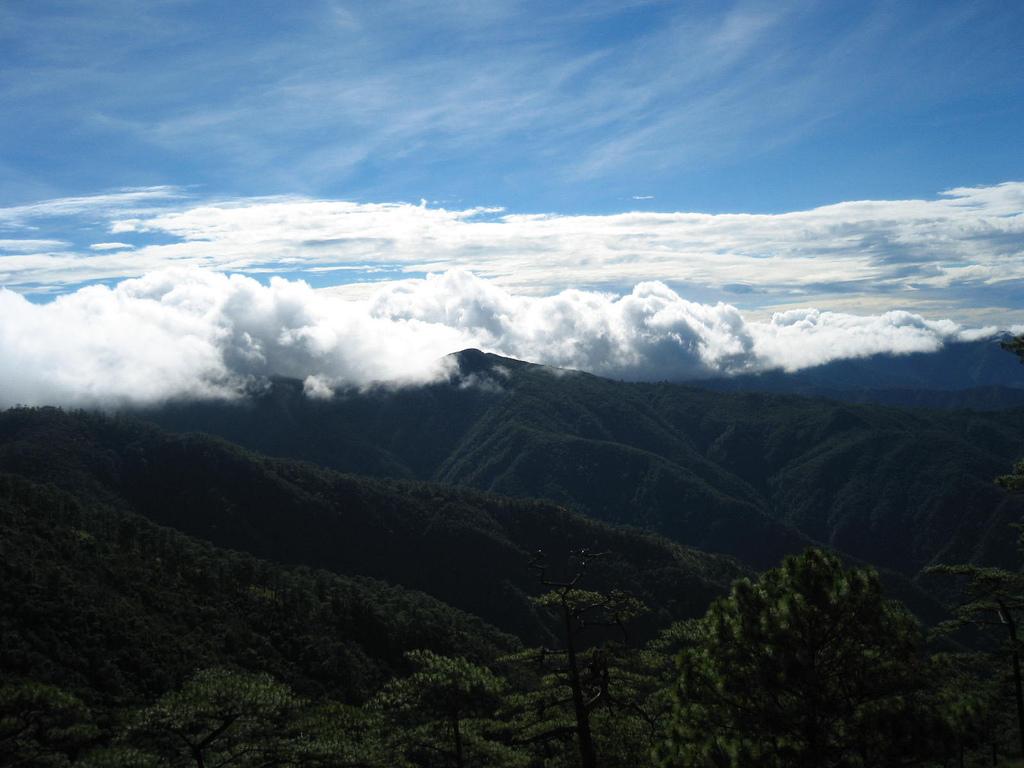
[0,408,764,765]
[0,472,514,707]
[141,349,1024,582]
[704,383,1024,411]
[0,407,742,645]
[2,359,1023,764]
[4,343,1023,765]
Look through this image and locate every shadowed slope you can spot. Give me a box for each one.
[142,350,1024,579]
[0,407,744,646]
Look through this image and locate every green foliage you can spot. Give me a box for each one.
[75,746,162,767]
[927,562,1024,632]
[499,550,658,768]
[502,638,675,767]
[532,587,647,625]
[926,652,1014,762]
[371,650,523,767]
[81,673,397,768]
[0,471,515,706]
[659,549,936,767]
[373,650,507,721]
[999,459,1024,492]
[0,407,741,647]
[0,681,98,767]
[926,548,1024,759]
[286,702,395,768]
[125,668,302,768]
[3,385,1022,765]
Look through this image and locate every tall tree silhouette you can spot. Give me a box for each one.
[929,538,1024,757]
[505,548,645,768]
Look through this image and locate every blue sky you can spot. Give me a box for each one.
[1,1,1023,403]
[2,0,1022,214]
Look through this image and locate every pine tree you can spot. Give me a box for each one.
[926,652,1011,766]
[502,549,647,768]
[659,549,934,767]
[0,682,98,767]
[370,650,523,768]
[125,668,303,768]
[927,552,1024,758]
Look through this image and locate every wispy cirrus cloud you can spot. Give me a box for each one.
[0,182,1021,325]
[0,186,185,227]
[0,239,67,252]
[1,2,1021,208]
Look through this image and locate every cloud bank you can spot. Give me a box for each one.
[0,182,1022,326]
[0,269,994,408]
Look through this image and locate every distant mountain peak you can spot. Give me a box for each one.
[447,348,538,376]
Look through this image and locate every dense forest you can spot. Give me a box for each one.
[0,408,742,643]
[143,345,1024,575]
[2,336,1024,766]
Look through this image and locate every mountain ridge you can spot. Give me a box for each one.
[0,406,745,645]
[137,349,1024,584]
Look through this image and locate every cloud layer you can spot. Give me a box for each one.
[0,182,1022,326]
[0,269,994,408]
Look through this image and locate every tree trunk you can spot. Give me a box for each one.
[1014,647,1024,757]
[999,599,1024,757]
[563,603,597,768]
[452,712,464,768]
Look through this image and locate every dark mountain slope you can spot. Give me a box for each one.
[0,407,743,644]
[724,385,1024,411]
[147,358,811,569]
[0,473,514,707]
[426,371,806,568]
[646,387,1024,572]
[140,350,1024,580]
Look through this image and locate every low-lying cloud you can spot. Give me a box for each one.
[0,269,998,408]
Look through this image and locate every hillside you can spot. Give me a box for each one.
[0,407,744,646]
[0,472,515,707]
[140,349,1024,581]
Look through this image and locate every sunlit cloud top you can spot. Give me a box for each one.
[0,268,1005,408]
